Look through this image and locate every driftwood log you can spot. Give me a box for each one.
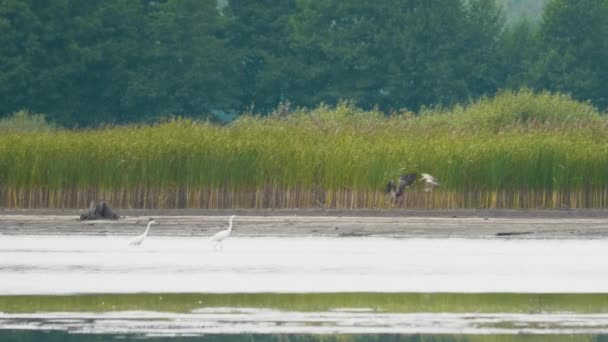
[79,200,119,220]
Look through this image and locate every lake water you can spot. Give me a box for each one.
[1,235,608,339]
[1,236,608,294]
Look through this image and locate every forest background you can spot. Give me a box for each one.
[4,0,605,126]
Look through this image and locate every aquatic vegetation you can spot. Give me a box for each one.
[2,293,608,314]
[1,90,607,209]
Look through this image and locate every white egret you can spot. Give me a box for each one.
[209,215,236,251]
[128,218,158,246]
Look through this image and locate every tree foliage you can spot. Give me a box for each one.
[228,0,296,113]
[532,0,608,108]
[0,0,606,126]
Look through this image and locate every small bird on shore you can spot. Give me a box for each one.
[210,215,236,251]
[128,218,158,246]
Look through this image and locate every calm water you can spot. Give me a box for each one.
[3,308,608,335]
[1,236,608,293]
[2,332,607,342]
[1,235,608,339]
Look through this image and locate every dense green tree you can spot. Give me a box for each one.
[23,1,83,124]
[396,0,473,109]
[227,0,296,113]
[63,0,146,124]
[498,18,539,89]
[289,0,394,109]
[533,0,608,108]
[1,0,240,125]
[289,0,505,111]
[1,0,606,126]
[1,0,149,125]
[0,0,41,117]
[124,0,240,121]
[462,0,506,98]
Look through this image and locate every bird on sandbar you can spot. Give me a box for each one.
[209,215,236,251]
[128,218,158,246]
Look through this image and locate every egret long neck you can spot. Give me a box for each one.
[143,222,153,236]
[228,217,234,231]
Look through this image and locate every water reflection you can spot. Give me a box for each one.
[1,236,608,293]
[1,331,608,342]
[3,236,608,339]
[2,309,608,335]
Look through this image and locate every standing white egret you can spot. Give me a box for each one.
[128,218,158,246]
[209,215,236,251]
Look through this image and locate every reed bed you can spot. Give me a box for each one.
[1,90,608,209]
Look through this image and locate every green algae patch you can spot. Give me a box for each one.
[1,293,608,314]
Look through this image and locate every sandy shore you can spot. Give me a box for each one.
[1,208,608,238]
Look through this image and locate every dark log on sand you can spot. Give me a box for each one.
[79,201,119,220]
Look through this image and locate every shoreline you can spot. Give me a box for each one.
[1,208,608,239]
[3,207,608,218]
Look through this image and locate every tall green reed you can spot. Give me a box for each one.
[1,90,607,208]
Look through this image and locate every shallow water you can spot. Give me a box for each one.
[3,331,608,342]
[3,309,608,335]
[2,235,608,338]
[1,236,608,293]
